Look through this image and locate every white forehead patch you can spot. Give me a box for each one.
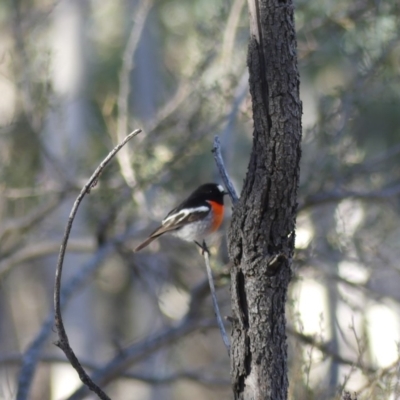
[217,184,225,193]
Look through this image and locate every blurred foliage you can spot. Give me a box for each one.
[0,0,400,399]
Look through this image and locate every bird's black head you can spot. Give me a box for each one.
[190,183,227,204]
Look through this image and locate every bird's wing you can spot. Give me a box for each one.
[134,202,210,252]
[160,205,210,230]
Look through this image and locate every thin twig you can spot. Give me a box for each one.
[53,129,141,400]
[202,243,231,354]
[65,278,222,400]
[11,0,75,183]
[5,354,230,386]
[0,239,94,279]
[17,233,131,400]
[287,326,375,373]
[298,184,400,212]
[146,81,190,134]
[356,356,400,395]
[212,136,239,204]
[0,193,65,243]
[116,0,152,188]
[218,71,248,177]
[220,0,246,69]
[66,319,217,400]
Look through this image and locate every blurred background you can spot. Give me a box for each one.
[0,0,400,399]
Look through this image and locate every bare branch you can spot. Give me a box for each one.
[0,239,94,278]
[355,355,400,395]
[221,0,246,69]
[298,184,400,212]
[146,81,191,134]
[11,0,42,132]
[0,193,65,244]
[11,0,76,183]
[218,71,248,175]
[349,142,400,176]
[16,233,131,400]
[119,369,229,386]
[5,354,230,387]
[212,135,239,204]
[116,0,152,188]
[202,245,231,354]
[65,276,225,400]
[287,326,375,373]
[66,318,217,400]
[53,129,141,400]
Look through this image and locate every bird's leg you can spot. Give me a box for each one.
[202,240,210,255]
[194,240,210,255]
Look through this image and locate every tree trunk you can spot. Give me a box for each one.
[228,0,302,399]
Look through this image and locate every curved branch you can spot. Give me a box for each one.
[53,129,141,400]
[16,234,130,400]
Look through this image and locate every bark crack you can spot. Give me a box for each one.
[237,270,249,328]
[236,270,252,397]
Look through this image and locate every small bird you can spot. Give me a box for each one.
[134,183,227,252]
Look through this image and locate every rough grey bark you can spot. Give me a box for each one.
[228,0,302,399]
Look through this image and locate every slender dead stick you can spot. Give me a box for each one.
[212,136,239,204]
[210,135,237,353]
[54,129,141,400]
[202,242,230,354]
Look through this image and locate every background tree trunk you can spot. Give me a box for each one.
[228,0,302,399]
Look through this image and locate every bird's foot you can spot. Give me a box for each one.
[194,240,210,255]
